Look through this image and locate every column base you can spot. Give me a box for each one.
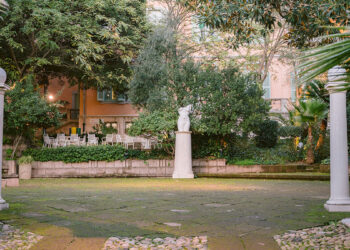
[325,199,350,212]
[172,172,194,179]
[0,202,9,210]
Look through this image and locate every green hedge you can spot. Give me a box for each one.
[23,145,169,163]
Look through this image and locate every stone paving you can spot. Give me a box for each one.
[274,220,350,249]
[1,178,350,249]
[0,222,43,249]
[103,236,208,249]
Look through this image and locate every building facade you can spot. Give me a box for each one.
[46,1,298,135]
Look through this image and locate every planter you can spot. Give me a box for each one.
[19,164,32,179]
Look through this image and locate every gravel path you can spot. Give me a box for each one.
[274,220,350,249]
[0,222,43,250]
[103,236,208,249]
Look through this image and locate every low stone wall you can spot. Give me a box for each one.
[28,160,333,178]
[31,159,226,178]
[32,159,176,178]
[197,164,303,175]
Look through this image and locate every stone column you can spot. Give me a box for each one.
[324,66,350,212]
[172,131,194,178]
[0,68,9,210]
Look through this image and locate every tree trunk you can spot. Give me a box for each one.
[11,134,22,159]
[315,119,327,150]
[306,125,314,164]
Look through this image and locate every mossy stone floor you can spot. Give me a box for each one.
[1,178,350,249]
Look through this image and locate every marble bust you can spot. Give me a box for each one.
[177,105,192,132]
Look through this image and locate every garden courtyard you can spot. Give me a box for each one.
[1,178,349,249]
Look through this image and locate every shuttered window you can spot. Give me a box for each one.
[97,89,128,103]
[262,72,270,99]
[290,72,296,102]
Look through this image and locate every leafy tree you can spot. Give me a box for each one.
[0,0,148,91]
[4,80,61,158]
[191,66,270,136]
[183,0,349,48]
[128,111,177,155]
[129,26,269,150]
[294,99,328,164]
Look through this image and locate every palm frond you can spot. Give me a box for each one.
[298,27,350,87]
[0,0,8,19]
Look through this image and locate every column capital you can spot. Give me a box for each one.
[327,66,347,93]
[0,83,10,91]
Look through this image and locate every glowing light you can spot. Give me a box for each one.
[48,95,54,100]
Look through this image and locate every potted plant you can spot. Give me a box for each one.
[18,156,34,180]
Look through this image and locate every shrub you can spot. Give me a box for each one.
[18,155,34,165]
[255,119,279,148]
[22,145,169,163]
[233,159,257,165]
[278,125,303,138]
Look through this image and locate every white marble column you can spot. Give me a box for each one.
[324,66,350,212]
[0,68,9,210]
[172,131,194,179]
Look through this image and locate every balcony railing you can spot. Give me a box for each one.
[70,109,80,120]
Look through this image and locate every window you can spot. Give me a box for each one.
[262,73,271,99]
[105,122,118,130]
[147,6,167,25]
[290,72,296,102]
[192,16,211,42]
[125,122,132,133]
[97,88,128,103]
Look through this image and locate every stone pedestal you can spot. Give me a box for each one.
[19,164,32,180]
[172,131,194,179]
[325,66,350,212]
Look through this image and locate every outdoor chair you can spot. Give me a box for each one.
[87,134,98,146]
[123,136,134,149]
[114,134,122,145]
[57,134,67,147]
[43,134,57,148]
[150,138,160,149]
[102,134,114,145]
[69,134,80,146]
[79,135,86,146]
[43,135,51,148]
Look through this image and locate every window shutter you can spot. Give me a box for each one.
[97,89,104,101]
[263,73,270,99]
[290,72,296,102]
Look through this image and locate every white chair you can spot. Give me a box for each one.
[113,134,121,145]
[87,134,98,146]
[142,138,152,150]
[43,135,52,148]
[69,134,80,146]
[79,135,86,146]
[57,134,67,147]
[102,134,114,145]
[150,138,160,149]
[123,135,134,149]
